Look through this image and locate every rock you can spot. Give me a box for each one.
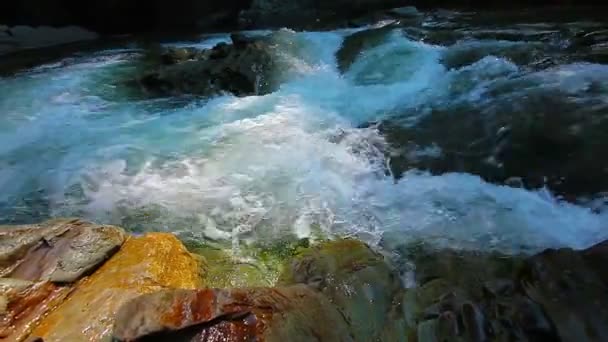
[160,47,206,65]
[390,240,608,342]
[135,37,277,97]
[519,245,608,341]
[0,280,71,341]
[0,218,126,282]
[113,285,352,342]
[188,245,277,288]
[570,30,608,64]
[112,238,406,341]
[379,92,608,200]
[29,233,202,341]
[279,239,406,341]
[336,25,397,73]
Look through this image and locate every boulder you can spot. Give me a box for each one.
[113,285,353,342]
[278,239,407,341]
[159,47,207,65]
[391,240,608,342]
[379,93,608,201]
[29,233,202,341]
[135,35,277,97]
[0,218,126,282]
[113,239,407,341]
[400,245,558,341]
[519,246,608,341]
[336,25,398,73]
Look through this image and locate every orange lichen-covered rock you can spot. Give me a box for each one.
[29,233,202,342]
[113,285,353,342]
[0,279,71,342]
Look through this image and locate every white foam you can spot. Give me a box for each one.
[0,28,606,254]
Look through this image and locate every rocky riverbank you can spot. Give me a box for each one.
[1,218,608,341]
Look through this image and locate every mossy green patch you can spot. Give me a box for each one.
[183,237,312,288]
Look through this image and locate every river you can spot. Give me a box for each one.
[1,9,607,254]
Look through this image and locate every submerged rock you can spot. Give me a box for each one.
[29,233,202,341]
[185,238,311,289]
[337,25,398,73]
[379,92,608,200]
[134,35,278,97]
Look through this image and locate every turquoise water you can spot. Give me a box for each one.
[0,22,607,253]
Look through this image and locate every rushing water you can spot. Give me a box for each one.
[1,10,607,253]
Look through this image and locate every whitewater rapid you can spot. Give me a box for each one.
[0,26,606,253]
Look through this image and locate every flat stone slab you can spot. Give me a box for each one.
[0,218,126,283]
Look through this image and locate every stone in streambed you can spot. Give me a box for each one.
[0,218,126,282]
[279,239,407,341]
[135,35,277,98]
[379,93,608,200]
[29,233,202,342]
[160,47,208,65]
[336,25,397,73]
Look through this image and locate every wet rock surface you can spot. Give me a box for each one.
[340,10,608,201]
[0,280,71,341]
[379,95,608,201]
[0,219,126,341]
[337,25,398,73]
[133,34,278,97]
[0,218,126,282]
[393,240,608,342]
[114,239,404,341]
[279,239,407,341]
[30,233,202,341]
[1,219,608,341]
[113,285,353,342]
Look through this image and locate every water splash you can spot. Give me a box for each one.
[0,26,606,254]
